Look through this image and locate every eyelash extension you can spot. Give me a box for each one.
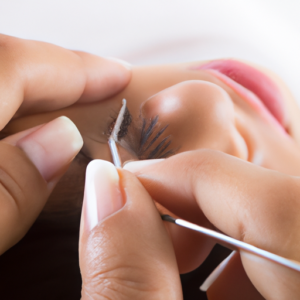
[144,124,168,152]
[107,107,176,160]
[147,136,171,159]
[137,116,176,159]
[140,115,158,148]
[107,106,132,140]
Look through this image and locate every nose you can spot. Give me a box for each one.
[141,80,248,160]
[140,80,249,273]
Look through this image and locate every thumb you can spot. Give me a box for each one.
[0,116,83,254]
[79,160,182,300]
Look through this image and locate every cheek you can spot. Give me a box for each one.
[142,81,247,158]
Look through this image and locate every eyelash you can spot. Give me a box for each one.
[108,110,176,160]
[138,116,175,159]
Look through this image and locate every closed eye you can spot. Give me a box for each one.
[138,116,175,159]
[107,106,177,159]
[80,106,177,162]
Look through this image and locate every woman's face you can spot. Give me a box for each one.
[2,59,300,287]
[3,58,300,219]
[6,58,300,170]
[3,58,300,226]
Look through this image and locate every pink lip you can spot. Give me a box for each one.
[194,60,287,133]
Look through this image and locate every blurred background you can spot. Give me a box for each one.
[1,0,300,103]
[1,1,299,299]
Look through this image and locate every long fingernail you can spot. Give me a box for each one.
[106,57,132,70]
[83,160,124,232]
[123,159,163,173]
[16,116,83,182]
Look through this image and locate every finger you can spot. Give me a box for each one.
[125,151,300,298]
[163,220,216,273]
[125,158,216,273]
[0,34,131,128]
[79,160,182,300]
[241,251,300,300]
[207,254,300,300]
[155,194,216,273]
[0,116,83,254]
[206,252,264,300]
[124,150,300,259]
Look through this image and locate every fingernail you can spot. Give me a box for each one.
[123,159,163,173]
[107,57,132,70]
[17,116,83,182]
[83,160,124,232]
[199,251,236,291]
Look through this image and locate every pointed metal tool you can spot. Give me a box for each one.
[108,99,300,273]
[162,214,300,272]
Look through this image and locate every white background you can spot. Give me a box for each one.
[1,0,300,103]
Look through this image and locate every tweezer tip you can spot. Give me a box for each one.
[111,99,127,142]
[161,215,176,223]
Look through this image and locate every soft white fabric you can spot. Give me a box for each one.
[1,0,300,103]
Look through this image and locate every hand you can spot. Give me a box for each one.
[0,33,131,254]
[124,150,300,300]
[79,160,182,300]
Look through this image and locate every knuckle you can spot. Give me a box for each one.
[0,167,27,254]
[0,143,47,216]
[81,229,161,300]
[0,166,26,214]
[0,34,18,51]
[189,149,218,174]
[0,143,47,253]
[0,34,22,64]
[176,149,218,192]
[0,35,25,85]
[242,173,300,247]
[82,268,151,300]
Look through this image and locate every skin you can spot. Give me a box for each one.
[80,167,183,300]
[1,34,300,299]
[125,150,300,299]
[0,34,131,299]
[5,59,300,256]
